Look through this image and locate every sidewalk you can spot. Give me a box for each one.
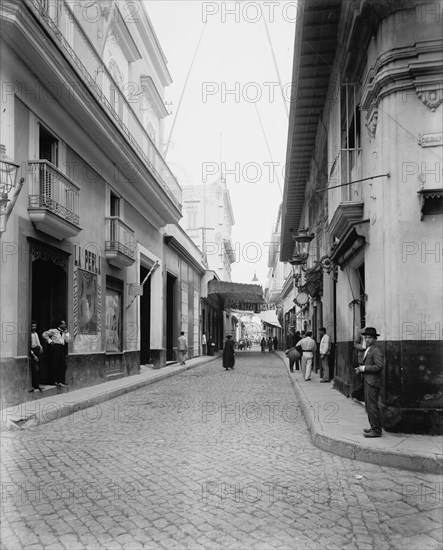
[275,351,443,474]
[1,354,219,431]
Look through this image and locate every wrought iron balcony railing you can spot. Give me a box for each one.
[28,160,80,226]
[29,0,182,211]
[105,217,136,260]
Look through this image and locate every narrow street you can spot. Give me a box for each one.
[1,351,441,550]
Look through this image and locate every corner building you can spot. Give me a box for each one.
[0,0,184,403]
[280,0,442,434]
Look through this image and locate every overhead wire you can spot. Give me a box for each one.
[163,21,208,158]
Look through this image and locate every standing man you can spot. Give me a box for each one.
[177,331,188,365]
[319,327,331,383]
[29,321,43,392]
[42,320,71,388]
[222,334,235,370]
[297,331,317,381]
[273,336,278,350]
[354,327,384,438]
[202,332,207,355]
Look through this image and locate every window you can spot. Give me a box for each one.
[39,125,58,166]
[39,125,59,203]
[340,82,362,201]
[105,277,123,352]
[110,192,120,217]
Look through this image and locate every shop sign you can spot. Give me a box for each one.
[74,244,101,274]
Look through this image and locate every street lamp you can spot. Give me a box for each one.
[0,144,22,234]
[292,228,314,261]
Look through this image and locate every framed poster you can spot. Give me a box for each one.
[106,287,122,352]
[77,269,98,334]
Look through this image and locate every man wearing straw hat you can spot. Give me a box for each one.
[354,327,384,438]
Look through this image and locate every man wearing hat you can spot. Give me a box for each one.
[354,327,384,438]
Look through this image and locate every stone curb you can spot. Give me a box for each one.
[6,356,219,430]
[275,351,443,474]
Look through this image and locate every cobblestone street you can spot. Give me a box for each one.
[1,351,442,550]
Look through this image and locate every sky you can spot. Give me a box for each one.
[146,1,296,286]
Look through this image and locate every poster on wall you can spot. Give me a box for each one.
[106,288,121,352]
[78,269,98,334]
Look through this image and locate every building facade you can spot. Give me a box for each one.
[181,177,236,282]
[280,0,442,433]
[0,0,188,403]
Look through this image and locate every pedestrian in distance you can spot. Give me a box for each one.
[273,336,278,350]
[29,321,43,392]
[260,337,266,352]
[202,332,207,355]
[177,331,188,365]
[223,335,235,370]
[319,327,331,382]
[354,327,384,438]
[42,320,71,388]
[267,336,273,352]
[297,331,316,381]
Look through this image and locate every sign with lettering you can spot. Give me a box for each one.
[418,132,443,148]
[74,245,101,275]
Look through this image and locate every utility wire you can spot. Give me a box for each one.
[164,22,207,158]
[254,103,283,197]
[262,17,289,120]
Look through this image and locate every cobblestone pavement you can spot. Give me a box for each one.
[1,351,442,550]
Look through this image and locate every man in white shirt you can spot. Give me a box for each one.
[43,320,71,387]
[177,331,188,365]
[297,331,317,381]
[319,327,331,383]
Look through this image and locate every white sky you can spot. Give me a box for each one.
[146,1,295,285]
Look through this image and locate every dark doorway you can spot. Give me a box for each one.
[166,273,177,361]
[32,258,67,383]
[357,263,366,328]
[140,266,151,365]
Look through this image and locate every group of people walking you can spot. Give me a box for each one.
[284,329,327,381]
[260,336,278,352]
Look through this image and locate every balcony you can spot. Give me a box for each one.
[28,160,82,240]
[28,0,182,214]
[105,217,136,269]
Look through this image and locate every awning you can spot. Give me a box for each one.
[258,310,282,329]
[208,281,265,311]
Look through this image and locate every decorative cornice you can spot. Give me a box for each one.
[329,202,364,240]
[108,4,142,62]
[164,235,205,275]
[140,75,169,119]
[361,40,443,111]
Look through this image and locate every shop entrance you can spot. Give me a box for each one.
[140,265,151,365]
[166,272,177,361]
[31,248,67,384]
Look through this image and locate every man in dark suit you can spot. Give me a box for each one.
[354,327,384,438]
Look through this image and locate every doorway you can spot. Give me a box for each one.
[32,258,67,383]
[166,273,177,361]
[140,266,151,365]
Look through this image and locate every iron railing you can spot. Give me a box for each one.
[105,217,136,259]
[28,160,80,226]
